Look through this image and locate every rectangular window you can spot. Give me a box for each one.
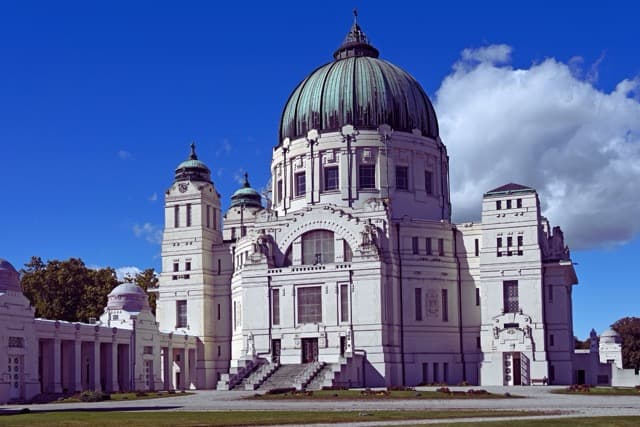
[297,286,322,324]
[217,259,221,275]
[277,179,283,203]
[496,200,502,210]
[143,346,153,355]
[433,363,439,383]
[425,238,432,255]
[425,170,433,195]
[517,198,522,208]
[415,288,422,321]
[213,208,217,230]
[476,336,481,349]
[358,164,376,189]
[173,262,179,272]
[412,236,419,254]
[323,166,339,191]
[503,280,519,313]
[206,205,211,228]
[174,205,180,228]
[548,286,553,302]
[506,199,512,209]
[474,238,479,257]
[176,300,187,328]
[497,237,502,257]
[507,236,513,256]
[550,334,555,346]
[217,303,221,320]
[517,235,523,256]
[443,362,449,384]
[438,238,445,256]
[272,289,280,326]
[185,261,191,271]
[217,346,221,357]
[441,289,448,322]
[340,284,349,322]
[475,287,480,306]
[295,172,306,197]
[186,203,192,227]
[395,166,409,190]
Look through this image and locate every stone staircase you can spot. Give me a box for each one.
[305,363,334,390]
[258,363,324,391]
[233,361,279,390]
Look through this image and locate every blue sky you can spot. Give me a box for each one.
[1,1,639,338]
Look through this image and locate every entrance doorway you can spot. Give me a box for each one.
[512,354,522,385]
[576,369,586,385]
[301,338,318,363]
[8,355,22,400]
[272,339,281,364]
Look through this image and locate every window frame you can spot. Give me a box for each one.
[176,300,188,328]
[323,166,339,192]
[295,172,306,197]
[358,164,376,190]
[395,165,409,190]
[297,286,322,324]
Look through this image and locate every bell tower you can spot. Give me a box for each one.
[156,143,231,388]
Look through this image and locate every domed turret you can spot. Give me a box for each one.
[230,173,263,209]
[279,11,439,142]
[107,282,150,313]
[174,143,212,183]
[0,258,21,293]
[600,328,621,344]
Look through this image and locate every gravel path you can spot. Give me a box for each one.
[3,386,639,425]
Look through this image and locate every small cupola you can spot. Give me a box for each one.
[230,173,263,209]
[174,143,212,183]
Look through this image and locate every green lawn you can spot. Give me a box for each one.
[0,409,542,427]
[251,388,517,400]
[552,387,640,396]
[403,416,640,427]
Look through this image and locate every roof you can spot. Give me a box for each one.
[484,183,536,196]
[278,15,438,143]
[230,173,263,209]
[0,258,21,293]
[174,143,212,183]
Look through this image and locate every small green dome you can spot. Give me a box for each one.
[174,143,212,183]
[230,173,262,209]
[279,13,439,142]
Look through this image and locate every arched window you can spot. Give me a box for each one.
[302,230,334,265]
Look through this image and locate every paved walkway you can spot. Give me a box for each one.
[3,386,640,425]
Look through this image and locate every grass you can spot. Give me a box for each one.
[251,388,518,400]
[0,409,544,427]
[551,386,640,396]
[56,390,194,403]
[401,416,640,426]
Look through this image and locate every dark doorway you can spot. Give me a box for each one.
[272,339,281,364]
[576,369,586,385]
[301,338,319,363]
[513,354,522,385]
[340,336,346,357]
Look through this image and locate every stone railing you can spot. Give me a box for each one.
[216,358,261,391]
[243,362,279,390]
[293,361,324,390]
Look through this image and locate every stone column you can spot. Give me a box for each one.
[167,338,174,390]
[74,340,82,392]
[182,346,189,390]
[93,341,101,391]
[110,340,119,392]
[53,338,62,393]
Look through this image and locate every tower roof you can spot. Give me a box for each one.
[484,183,535,196]
[0,258,21,293]
[174,143,212,183]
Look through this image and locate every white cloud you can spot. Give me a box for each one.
[115,266,142,281]
[132,222,163,245]
[215,138,232,156]
[117,150,132,160]
[148,192,158,202]
[435,45,640,249]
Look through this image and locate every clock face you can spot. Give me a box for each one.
[178,183,189,193]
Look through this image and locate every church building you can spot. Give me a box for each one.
[3,14,639,404]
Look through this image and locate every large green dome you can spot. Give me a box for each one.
[279,16,439,142]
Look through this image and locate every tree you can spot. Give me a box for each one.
[611,317,640,370]
[20,257,119,322]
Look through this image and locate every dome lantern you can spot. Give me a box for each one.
[230,173,263,209]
